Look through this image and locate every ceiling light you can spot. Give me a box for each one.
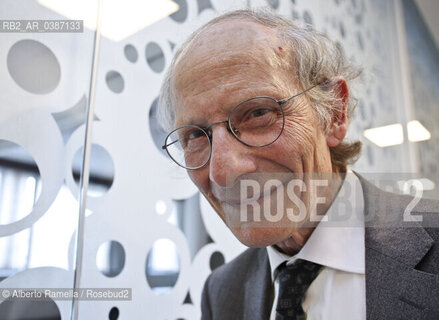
[38,0,179,41]
[407,120,431,142]
[363,123,404,147]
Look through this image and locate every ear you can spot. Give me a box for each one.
[326,78,349,147]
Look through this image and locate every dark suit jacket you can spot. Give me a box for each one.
[201,176,439,319]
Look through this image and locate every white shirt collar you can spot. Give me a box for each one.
[267,171,365,280]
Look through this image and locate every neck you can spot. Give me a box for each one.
[274,171,346,256]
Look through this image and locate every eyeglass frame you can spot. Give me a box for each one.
[161,82,322,170]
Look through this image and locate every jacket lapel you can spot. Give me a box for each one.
[243,248,273,320]
[358,176,439,319]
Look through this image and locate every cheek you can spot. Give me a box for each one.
[280,118,318,154]
[188,170,209,195]
[281,102,319,146]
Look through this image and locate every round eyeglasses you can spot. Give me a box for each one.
[162,83,321,170]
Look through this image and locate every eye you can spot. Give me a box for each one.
[250,108,270,118]
[187,129,206,140]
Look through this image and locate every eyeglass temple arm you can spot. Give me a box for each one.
[162,139,179,149]
[277,81,323,105]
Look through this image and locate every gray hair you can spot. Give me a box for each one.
[158,9,362,169]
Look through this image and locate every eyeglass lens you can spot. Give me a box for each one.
[165,97,284,169]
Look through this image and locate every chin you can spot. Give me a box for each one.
[229,223,293,248]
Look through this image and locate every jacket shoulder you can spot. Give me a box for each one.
[207,247,266,291]
[201,247,271,320]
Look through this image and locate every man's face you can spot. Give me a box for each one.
[173,20,338,252]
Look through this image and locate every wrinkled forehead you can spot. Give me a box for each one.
[171,20,292,124]
[185,19,277,55]
[174,19,285,76]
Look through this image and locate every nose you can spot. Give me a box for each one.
[208,125,257,187]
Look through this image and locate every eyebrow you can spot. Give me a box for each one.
[175,113,209,129]
[174,86,284,128]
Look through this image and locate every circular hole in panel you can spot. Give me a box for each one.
[170,0,188,23]
[291,10,300,20]
[209,251,225,271]
[72,144,114,197]
[378,87,385,109]
[96,241,125,277]
[109,306,119,320]
[197,0,213,13]
[124,44,138,63]
[370,103,376,118]
[339,21,346,38]
[168,40,176,52]
[148,97,168,157]
[358,99,366,121]
[183,291,192,304]
[355,13,363,25]
[106,70,124,93]
[303,11,313,26]
[266,0,280,9]
[7,39,61,94]
[357,32,365,51]
[145,42,165,73]
[0,295,61,319]
[155,200,167,215]
[366,145,374,166]
[0,140,41,225]
[146,238,181,294]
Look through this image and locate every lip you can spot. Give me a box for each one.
[219,185,281,208]
[210,172,293,207]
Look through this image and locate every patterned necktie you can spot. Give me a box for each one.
[275,259,322,320]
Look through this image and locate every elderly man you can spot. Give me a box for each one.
[159,9,439,320]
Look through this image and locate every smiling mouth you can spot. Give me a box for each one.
[210,172,297,213]
[220,183,283,209]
